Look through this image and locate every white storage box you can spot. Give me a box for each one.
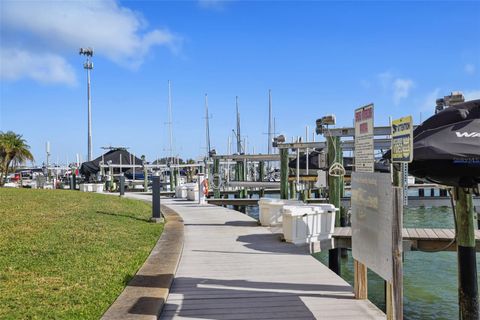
[258,198,303,226]
[187,184,199,201]
[93,183,104,193]
[80,183,104,192]
[175,185,187,198]
[282,204,336,244]
[176,183,196,199]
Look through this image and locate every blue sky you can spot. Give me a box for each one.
[1,0,479,165]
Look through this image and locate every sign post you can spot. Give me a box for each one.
[388,115,412,320]
[353,104,374,300]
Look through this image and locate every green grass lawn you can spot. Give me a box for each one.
[0,188,163,319]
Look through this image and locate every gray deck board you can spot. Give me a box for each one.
[155,198,385,320]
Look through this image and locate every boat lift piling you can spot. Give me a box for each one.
[456,187,479,320]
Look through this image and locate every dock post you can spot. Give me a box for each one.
[213,158,220,198]
[455,187,479,320]
[72,172,77,190]
[143,164,148,192]
[289,182,296,200]
[327,135,342,275]
[173,168,178,188]
[235,161,246,198]
[119,174,125,196]
[152,175,162,221]
[258,161,264,182]
[384,166,404,319]
[169,165,174,192]
[280,148,289,199]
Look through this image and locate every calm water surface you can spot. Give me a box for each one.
[242,202,479,320]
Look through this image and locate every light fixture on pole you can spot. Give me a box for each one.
[79,47,94,161]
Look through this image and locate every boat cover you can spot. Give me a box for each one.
[388,99,480,187]
[80,149,143,180]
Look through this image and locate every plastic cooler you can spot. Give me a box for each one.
[175,184,189,199]
[187,184,199,201]
[282,204,336,244]
[258,198,303,226]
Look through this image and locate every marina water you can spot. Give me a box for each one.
[243,203,479,320]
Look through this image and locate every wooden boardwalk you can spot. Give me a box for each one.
[156,199,384,320]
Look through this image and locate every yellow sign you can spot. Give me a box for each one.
[391,116,413,163]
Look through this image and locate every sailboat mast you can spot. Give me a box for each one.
[268,89,272,155]
[167,80,174,162]
[205,94,211,157]
[236,96,242,154]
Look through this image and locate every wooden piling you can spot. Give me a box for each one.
[280,148,289,200]
[235,161,246,198]
[289,181,296,200]
[455,187,479,320]
[386,166,403,320]
[169,167,174,192]
[143,165,148,191]
[213,158,220,198]
[258,161,265,182]
[327,135,342,275]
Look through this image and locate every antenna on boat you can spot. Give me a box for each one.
[205,93,211,157]
[167,80,174,163]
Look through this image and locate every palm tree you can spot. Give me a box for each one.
[0,131,34,186]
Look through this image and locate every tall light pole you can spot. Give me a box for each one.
[79,47,94,161]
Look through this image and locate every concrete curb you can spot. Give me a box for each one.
[102,204,184,320]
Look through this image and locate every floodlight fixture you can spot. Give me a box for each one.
[79,47,94,57]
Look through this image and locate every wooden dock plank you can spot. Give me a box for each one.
[443,229,456,238]
[415,228,429,239]
[424,228,438,239]
[151,198,385,320]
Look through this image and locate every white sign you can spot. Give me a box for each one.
[351,172,393,282]
[354,104,374,173]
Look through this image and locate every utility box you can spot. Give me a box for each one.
[282,204,336,244]
[258,198,303,226]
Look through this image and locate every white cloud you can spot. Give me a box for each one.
[376,71,414,105]
[1,0,180,84]
[0,48,76,85]
[464,89,480,101]
[393,78,414,105]
[464,64,476,75]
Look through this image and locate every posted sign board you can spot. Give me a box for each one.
[351,172,394,282]
[354,104,374,173]
[391,116,414,163]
